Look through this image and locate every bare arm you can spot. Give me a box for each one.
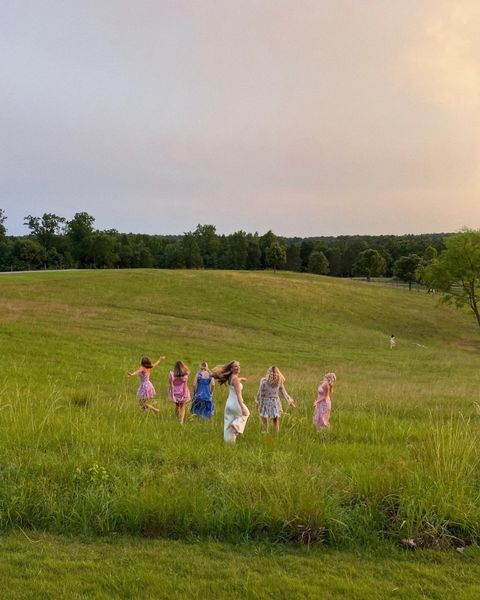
[128,368,142,377]
[256,381,263,406]
[280,384,295,407]
[232,376,249,416]
[314,383,327,405]
[152,356,166,368]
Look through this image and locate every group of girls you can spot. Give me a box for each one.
[128,356,336,443]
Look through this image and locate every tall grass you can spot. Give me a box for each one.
[0,269,479,547]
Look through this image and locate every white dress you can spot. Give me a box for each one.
[224,382,249,443]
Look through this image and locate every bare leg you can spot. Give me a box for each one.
[144,403,160,413]
[261,416,269,433]
[273,417,280,433]
[179,403,186,424]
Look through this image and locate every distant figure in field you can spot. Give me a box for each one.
[390,334,396,350]
[313,372,336,431]
[128,355,166,412]
[212,360,250,443]
[168,361,191,424]
[190,361,215,419]
[256,366,295,433]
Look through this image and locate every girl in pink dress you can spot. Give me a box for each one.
[128,355,166,412]
[313,372,336,430]
[168,361,191,424]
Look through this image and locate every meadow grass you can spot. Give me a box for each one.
[0,269,479,552]
[1,532,480,599]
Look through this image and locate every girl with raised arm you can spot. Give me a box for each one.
[313,372,336,431]
[212,361,249,443]
[168,361,191,424]
[256,366,295,433]
[191,361,215,419]
[128,355,166,412]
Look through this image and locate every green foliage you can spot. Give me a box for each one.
[354,248,386,281]
[285,244,302,272]
[423,229,480,327]
[0,208,6,237]
[308,250,329,275]
[265,241,286,272]
[12,237,46,270]
[393,254,422,290]
[24,213,66,253]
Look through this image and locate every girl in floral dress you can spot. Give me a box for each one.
[128,355,166,412]
[168,361,191,424]
[191,362,215,419]
[313,372,336,430]
[256,366,295,433]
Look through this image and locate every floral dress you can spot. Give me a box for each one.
[137,369,156,409]
[257,378,293,418]
[313,382,331,430]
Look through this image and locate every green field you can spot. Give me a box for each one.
[0,269,479,598]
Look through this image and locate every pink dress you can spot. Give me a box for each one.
[313,382,331,430]
[168,371,191,404]
[137,370,156,400]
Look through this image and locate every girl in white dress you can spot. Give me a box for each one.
[212,361,250,443]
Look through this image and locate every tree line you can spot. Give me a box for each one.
[0,209,446,285]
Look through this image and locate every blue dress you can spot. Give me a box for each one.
[190,373,214,419]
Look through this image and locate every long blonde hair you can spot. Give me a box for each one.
[211,361,239,385]
[266,365,285,387]
[323,372,336,388]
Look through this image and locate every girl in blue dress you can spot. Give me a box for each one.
[190,362,215,419]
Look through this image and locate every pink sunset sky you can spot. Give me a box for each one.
[2,0,479,236]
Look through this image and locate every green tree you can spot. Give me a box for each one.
[423,230,480,327]
[90,232,118,268]
[393,254,422,290]
[266,242,286,273]
[259,230,277,268]
[308,250,329,275]
[66,212,95,266]
[164,241,186,268]
[300,239,315,271]
[246,236,262,270]
[0,208,7,237]
[194,224,219,268]
[423,246,438,263]
[354,248,386,282]
[12,238,46,270]
[24,213,66,253]
[228,231,249,269]
[286,244,302,272]
[183,232,203,268]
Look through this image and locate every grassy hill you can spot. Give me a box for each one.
[0,269,479,597]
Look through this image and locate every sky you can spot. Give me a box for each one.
[2,0,480,237]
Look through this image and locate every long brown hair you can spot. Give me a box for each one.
[141,356,153,369]
[211,361,239,385]
[173,361,189,377]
